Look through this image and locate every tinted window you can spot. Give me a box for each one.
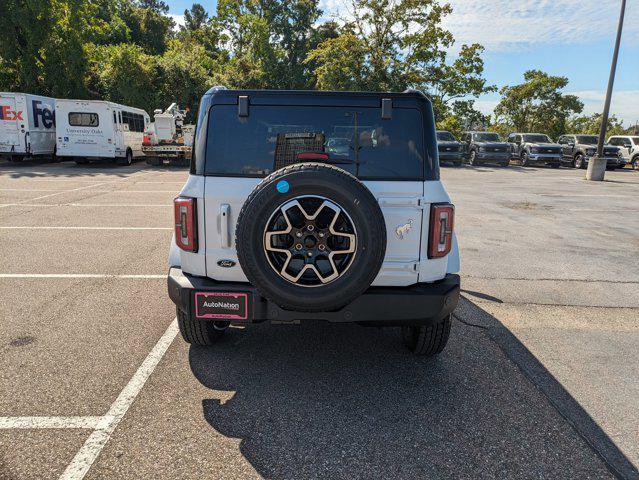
[523,134,551,143]
[68,112,99,127]
[436,131,456,141]
[204,105,425,180]
[473,133,500,142]
[576,135,598,144]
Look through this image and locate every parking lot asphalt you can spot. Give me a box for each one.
[0,159,637,479]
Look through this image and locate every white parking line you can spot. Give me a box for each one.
[0,189,178,193]
[0,416,103,429]
[0,171,155,209]
[0,203,172,207]
[0,274,165,279]
[0,226,172,231]
[59,318,179,480]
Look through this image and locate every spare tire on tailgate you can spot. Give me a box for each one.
[235,163,386,312]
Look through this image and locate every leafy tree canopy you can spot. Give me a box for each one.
[493,70,584,139]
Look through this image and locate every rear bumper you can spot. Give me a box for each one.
[167,267,460,326]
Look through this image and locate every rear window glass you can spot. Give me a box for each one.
[204,105,424,180]
[68,112,99,127]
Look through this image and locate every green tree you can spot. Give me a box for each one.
[86,43,158,109]
[493,70,584,138]
[121,5,174,55]
[156,38,217,120]
[306,0,494,117]
[0,0,95,96]
[566,112,626,136]
[184,3,209,31]
[138,0,169,14]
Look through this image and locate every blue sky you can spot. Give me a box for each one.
[166,0,639,125]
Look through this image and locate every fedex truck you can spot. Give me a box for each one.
[55,99,150,165]
[0,92,57,162]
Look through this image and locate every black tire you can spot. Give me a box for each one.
[117,149,133,166]
[632,157,639,170]
[520,151,529,167]
[177,308,227,345]
[401,315,452,356]
[574,154,585,169]
[550,163,561,169]
[236,163,386,312]
[75,158,89,165]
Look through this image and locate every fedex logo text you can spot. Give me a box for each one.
[32,100,55,129]
[0,106,23,121]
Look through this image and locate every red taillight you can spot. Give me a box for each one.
[174,197,198,252]
[428,203,454,258]
[142,134,152,146]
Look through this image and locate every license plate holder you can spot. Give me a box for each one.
[194,292,249,321]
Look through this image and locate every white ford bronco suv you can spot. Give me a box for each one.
[167,88,460,356]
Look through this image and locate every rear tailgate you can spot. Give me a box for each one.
[56,101,115,157]
[0,94,24,154]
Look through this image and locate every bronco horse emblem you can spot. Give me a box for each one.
[395,219,413,240]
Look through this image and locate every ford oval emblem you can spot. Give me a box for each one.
[217,259,236,268]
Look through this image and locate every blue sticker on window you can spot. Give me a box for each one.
[276,180,290,194]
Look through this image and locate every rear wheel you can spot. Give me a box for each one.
[632,157,639,170]
[177,308,228,345]
[401,315,452,357]
[520,151,529,167]
[118,149,133,166]
[574,154,585,169]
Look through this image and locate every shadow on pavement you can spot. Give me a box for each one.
[189,298,637,479]
[0,158,188,179]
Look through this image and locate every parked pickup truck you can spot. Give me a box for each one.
[557,134,624,169]
[436,130,464,167]
[460,131,510,167]
[507,133,562,168]
[167,88,460,357]
[607,135,639,170]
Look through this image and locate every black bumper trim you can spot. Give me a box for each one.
[167,267,460,326]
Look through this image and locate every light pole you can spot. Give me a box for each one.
[586,0,626,181]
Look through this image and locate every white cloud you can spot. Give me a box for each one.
[442,0,639,52]
[569,89,639,125]
[319,0,639,52]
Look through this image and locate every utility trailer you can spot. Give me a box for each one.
[0,92,57,162]
[143,104,193,166]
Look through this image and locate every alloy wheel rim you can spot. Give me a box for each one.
[263,195,357,287]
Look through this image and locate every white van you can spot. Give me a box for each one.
[0,92,56,162]
[55,99,150,165]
